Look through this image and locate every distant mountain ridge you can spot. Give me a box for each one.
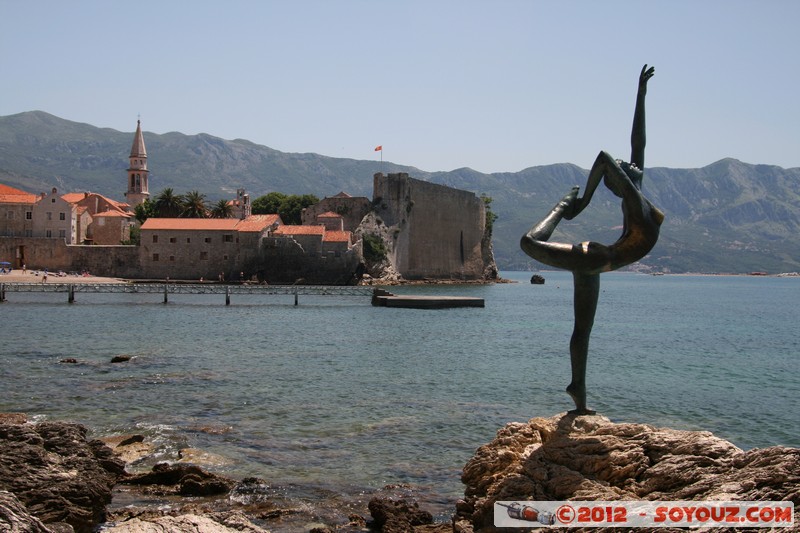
[2,111,799,274]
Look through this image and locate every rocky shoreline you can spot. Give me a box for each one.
[2,412,797,532]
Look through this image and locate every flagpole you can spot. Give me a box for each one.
[375,145,384,174]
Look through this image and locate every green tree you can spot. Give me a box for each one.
[277,194,319,225]
[154,188,183,217]
[133,199,156,224]
[481,194,498,237]
[362,233,387,263]
[210,198,234,219]
[251,192,319,224]
[252,192,287,215]
[181,190,208,218]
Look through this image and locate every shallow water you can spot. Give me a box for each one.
[1,271,797,528]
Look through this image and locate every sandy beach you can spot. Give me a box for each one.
[0,271,125,284]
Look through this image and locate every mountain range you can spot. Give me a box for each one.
[2,111,799,274]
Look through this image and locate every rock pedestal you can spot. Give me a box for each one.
[455,414,799,532]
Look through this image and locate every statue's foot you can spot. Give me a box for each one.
[559,186,581,219]
[567,407,597,416]
[566,384,595,416]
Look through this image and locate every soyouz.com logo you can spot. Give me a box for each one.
[494,501,795,528]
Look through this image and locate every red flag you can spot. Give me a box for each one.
[374,145,382,151]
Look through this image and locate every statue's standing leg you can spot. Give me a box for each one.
[567,272,600,415]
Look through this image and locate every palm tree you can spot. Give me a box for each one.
[154,188,183,217]
[181,190,208,218]
[210,199,234,219]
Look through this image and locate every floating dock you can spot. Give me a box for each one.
[371,289,484,309]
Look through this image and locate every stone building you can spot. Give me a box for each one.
[61,192,133,244]
[138,214,280,280]
[30,188,79,243]
[0,184,38,239]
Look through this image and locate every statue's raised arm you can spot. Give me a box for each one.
[630,64,655,172]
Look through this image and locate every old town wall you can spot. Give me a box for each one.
[372,173,487,280]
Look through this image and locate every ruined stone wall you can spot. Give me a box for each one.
[247,237,362,284]
[302,196,371,231]
[372,173,487,280]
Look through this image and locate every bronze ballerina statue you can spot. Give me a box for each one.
[520,65,664,415]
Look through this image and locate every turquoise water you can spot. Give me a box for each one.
[1,271,798,525]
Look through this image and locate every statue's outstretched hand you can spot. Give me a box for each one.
[639,64,655,94]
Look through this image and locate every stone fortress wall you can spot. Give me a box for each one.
[371,173,488,280]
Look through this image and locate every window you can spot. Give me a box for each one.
[200,251,209,260]
[204,237,212,243]
[223,254,229,260]
[26,211,32,220]
[59,229,66,238]
[153,253,159,261]
[169,237,177,243]
[169,256,175,262]
[6,212,13,219]
[152,235,158,243]
[46,230,52,238]
[223,234,233,243]
[186,238,191,243]
[59,212,66,221]
[47,212,52,221]
[25,230,32,237]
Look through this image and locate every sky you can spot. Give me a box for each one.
[2,1,799,174]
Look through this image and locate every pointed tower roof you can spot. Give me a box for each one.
[130,120,147,158]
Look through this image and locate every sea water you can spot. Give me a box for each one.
[1,271,797,526]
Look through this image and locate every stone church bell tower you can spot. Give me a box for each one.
[125,119,149,207]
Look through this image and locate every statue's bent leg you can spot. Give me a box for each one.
[520,187,581,270]
[567,272,600,415]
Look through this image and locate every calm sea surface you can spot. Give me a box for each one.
[1,271,798,527]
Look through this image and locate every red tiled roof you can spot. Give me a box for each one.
[0,183,38,204]
[94,210,133,218]
[140,218,240,231]
[235,214,281,232]
[274,225,325,236]
[323,230,351,242]
[0,183,33,195]
[62,192,129,212]
[61,193,88,203]
[318,211,342,218]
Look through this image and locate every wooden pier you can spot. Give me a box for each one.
[1,282,484,309]
[0,282,373,305]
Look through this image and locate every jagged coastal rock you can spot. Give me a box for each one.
[455,414,800,532]
[0,414,125,532]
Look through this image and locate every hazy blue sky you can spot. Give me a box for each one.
[2,1,798,173]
